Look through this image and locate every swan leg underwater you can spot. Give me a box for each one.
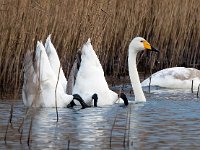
[70,37,158,106]
[22,40,88,108]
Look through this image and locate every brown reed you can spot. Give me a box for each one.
[27,117,33,146]
[0,0,200,96]
[4,104,14,144]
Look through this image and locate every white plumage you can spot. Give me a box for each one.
[73,37,158,104]
[141,67,200,90]
[128,37,158,102]
[23,36,157,107]
[45,35,67,92]
[72,39,120,106]
[23,41,73,107]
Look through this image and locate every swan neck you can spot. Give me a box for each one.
[128,48,146,102]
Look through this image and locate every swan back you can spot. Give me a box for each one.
[141,67,200,90]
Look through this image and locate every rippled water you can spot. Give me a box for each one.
[129,90,200,149]
[1,85,200,149]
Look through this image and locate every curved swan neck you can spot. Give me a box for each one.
[128,48,146,102]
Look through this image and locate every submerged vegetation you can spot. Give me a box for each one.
[0,0,200,94]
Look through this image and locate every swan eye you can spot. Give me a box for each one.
[140,40,143,43]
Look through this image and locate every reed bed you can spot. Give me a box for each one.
[0,0,200,95]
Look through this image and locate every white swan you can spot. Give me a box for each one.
[72,39,128,106]
[71,37,158,105]
[128,37,159,102]
[45,35,67,92]
[22,41,87,108]
[141,67,200,90]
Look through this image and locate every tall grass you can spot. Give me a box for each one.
[0,0,200,94]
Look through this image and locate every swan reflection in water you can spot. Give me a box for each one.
[31,105,125,149]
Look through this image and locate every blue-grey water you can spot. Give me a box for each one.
[0,85,200,149]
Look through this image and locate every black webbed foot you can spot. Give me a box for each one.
[119,93,129,106]
[73,94,89,109]
[67,100,76,108]
[92,93,98,107]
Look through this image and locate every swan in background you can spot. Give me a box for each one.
[128,37,159,102]
[141,67,200,90]
[71,39,128,106]
[45,35,67,92]
[22,41,87,108]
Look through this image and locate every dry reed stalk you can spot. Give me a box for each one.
[123,107,129,147]
[191,80,194,93]
[67,138,70,150]
[197,84,200,98]
[127,105,132,147]
[110,112,118,148]
[9,104,13,123]
[4,117,9,144]
[18,107,29,132]
[19,127,23,144]
[4,104,14,144]
[27,117,33,146]
[0,0,200,96]
[149,76,152,93]
[55,65,61,122]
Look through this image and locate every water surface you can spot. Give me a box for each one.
[0,86,200,149]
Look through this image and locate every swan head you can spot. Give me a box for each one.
[129,37,158,53]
